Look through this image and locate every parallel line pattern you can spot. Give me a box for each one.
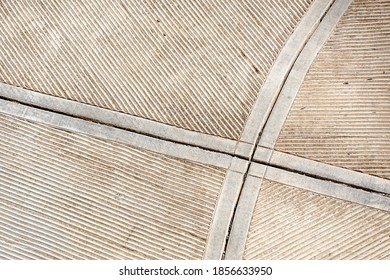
[276,0,390,179]
[244,179,390,260]
[0,113,226,259]
[0,0,313,139]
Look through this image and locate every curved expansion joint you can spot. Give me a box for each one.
[0,99,248,259]
[255,0,390,194]
[257,0,353,150]
[0,0,388,261]
[0,0,334,158]
[225,162,390,260]
[237,0,335,154]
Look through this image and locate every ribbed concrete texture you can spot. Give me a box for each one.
[276,0,390,179]
[0,113,227,259]
[244,179,390,260]
[0,0,313,140]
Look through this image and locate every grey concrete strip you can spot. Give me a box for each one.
[0,99,234,170]
[268,151,390,195]
[254,146,390,195]
[247,163,268,179]
[0,0,317,141]
[233,141,253,159]
[253,146,273,164]
[243,179,390,260]
[258,0,353,149]
[204,170,245,260]
[0,83,238,154]
[239,0,334,145]
[224,164,267,260]
[0,111,230,259]
[226,162,390,260]
[0,98,252,259]
[265,166,390,212]
[229,157,249,174]
[274,0,390,181]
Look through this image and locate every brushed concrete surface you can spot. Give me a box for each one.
[1,0,389,260]
[0,107,247,259]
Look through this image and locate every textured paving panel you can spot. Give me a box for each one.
[276,0,390,179]
[0,113,227,259]
[0,0,313,140]
[244,179,390,260]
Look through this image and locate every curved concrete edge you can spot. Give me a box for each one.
[0,98,239,170]
[258,0,353,149]
[238,0,334,145]
[254,147,390,195]
[204,170,246,260]
[224,164,267,260]
[0,83,238,155]
[265,166,390,212]
[0,98,252,259]
[225,162,390,260]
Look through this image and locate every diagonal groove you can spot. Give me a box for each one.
[1,0,389,261]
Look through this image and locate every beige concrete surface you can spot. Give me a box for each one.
[275,0,390,179]
[0,0,313,140]
[225,161,390,260]
[1,0,389,260]
[244,179,390,260]
[0,112,230,259]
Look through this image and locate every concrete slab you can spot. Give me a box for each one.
[254,149,390,195]
[0,0,315,141]
[1,0,389,261]
[238,0,333,145]
[243,178,390,259]
[225,163,390,260]
[259,0,390,180]
[0,100,245,259]
[0,83,239,154]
